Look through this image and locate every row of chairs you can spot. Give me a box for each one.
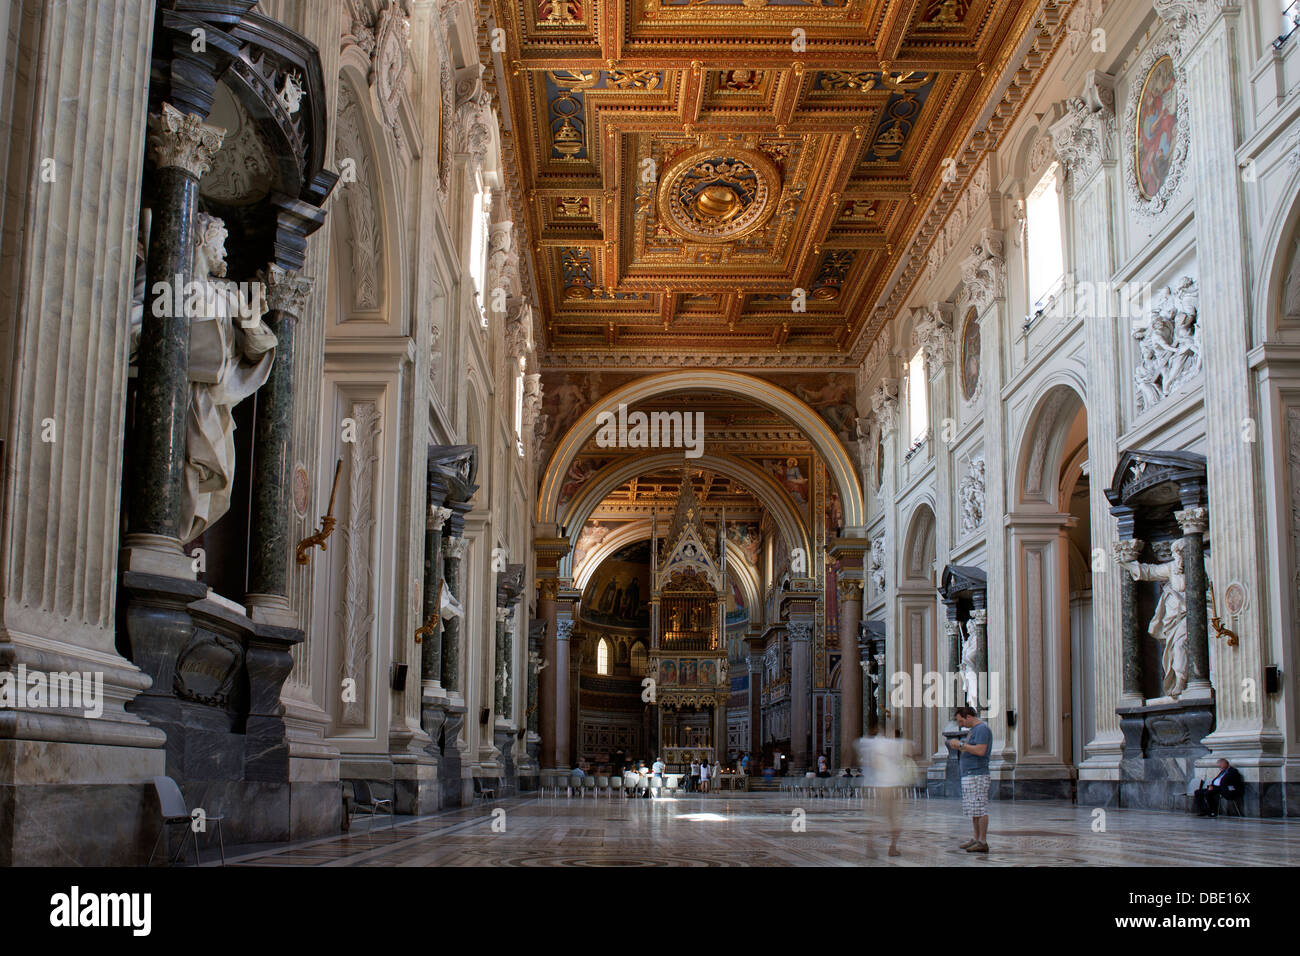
[778,776,926,800]
[536,772,693,798]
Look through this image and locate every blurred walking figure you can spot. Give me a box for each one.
[855,735,912,857]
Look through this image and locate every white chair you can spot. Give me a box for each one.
[664,774,679,795]
[595,774,609,796]
[649,775,663,797]
[148,776,224,866]
[582,775,596,798]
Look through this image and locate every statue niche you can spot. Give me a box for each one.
[182,212,277,543]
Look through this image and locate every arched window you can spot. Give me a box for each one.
[907,347,928,448]
[629,641,647,674]
[596,637,610,676]
[1025,162,1065,319]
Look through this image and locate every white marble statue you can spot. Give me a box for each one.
[1121,538,1189,698]
[180,213,276,543]
[959,622,979,705]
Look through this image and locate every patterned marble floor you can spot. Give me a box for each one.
[220,792,1300,867]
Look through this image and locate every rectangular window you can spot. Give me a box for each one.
[908,348,928,447]
[514,372,524,453]
[468,176,489,328]
[1026,163,1065,314]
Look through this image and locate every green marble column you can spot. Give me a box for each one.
[494,608,507,714]
[441,536,466,694]
[1176,507,1211,695]
[127,104,224,550]
[247,264,313,604]
[422,506,450,692]
[1114,538,1146,702]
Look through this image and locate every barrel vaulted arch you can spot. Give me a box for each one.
[537,370,864,528]
[558,452,811,576]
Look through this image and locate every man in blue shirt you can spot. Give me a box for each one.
[946,705,992,853]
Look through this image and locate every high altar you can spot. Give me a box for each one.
[648,470,729,767]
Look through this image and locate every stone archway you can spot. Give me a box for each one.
[1008,382,1088,798]
[537,370,865,530]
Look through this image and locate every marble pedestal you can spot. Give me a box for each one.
[421,698,469,807]
[1114,697,1215,812]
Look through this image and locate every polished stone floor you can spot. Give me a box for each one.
[219,791,1300,867]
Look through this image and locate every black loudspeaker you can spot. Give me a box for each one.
[1006,709,1017,729]
[480,707,491,725]
[1265,666,1281,695]
[390,663,408,692]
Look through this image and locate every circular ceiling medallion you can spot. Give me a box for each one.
[656,148,780,243]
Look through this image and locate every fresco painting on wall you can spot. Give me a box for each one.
[582,540,651,629]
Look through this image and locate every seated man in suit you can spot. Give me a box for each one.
[1194,758,1244,816]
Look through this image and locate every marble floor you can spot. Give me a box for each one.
[218,792,1300,867]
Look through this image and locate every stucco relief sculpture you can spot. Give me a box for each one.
[1132,277,1200,415]
[181,213,276,542]
[869,536,886,594]
[1121,539,1189,699]
[958,456,986,535]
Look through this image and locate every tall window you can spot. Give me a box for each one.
[514,367,524,455]
[468,175,490,327]
[596,638,610,675]
[629,641,647,674]
[907,347,928,447]
[1025,163,1065,316]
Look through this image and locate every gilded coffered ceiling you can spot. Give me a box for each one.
[491,0,1051,366]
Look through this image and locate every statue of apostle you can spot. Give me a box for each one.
[180,213,277,542]
[1121,539,1189,699]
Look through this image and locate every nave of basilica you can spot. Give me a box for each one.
[2,0,1300,869]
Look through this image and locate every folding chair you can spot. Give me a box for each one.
[352,779,395,831]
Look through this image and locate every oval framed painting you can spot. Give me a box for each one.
[1125,38,1188,216]
[960,307,981,402]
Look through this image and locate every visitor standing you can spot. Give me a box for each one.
[947,706,992,852]
[699,759,711,793]
[689,758,700,793]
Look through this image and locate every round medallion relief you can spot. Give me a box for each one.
[960,307,981,401]
[656,148,780,243]
[292,462,311,519]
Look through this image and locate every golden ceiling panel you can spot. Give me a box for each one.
[494,0,1053,362]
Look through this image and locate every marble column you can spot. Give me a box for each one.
[1176,507,1211,698]
[1113,538,1146,704]
[555,619,573,768]
[246,264,313,622]
[122,103,224,577]
[969,606,989,708]
[837,580,864,766]
[748,649,764,756]
[441,536,467,694]
[538,581,558,768]
[421,506,451,695]
[502,611,514,721]
[527,621,544,736]
[0,0,167,865]
[788,621,812,772]
[494,607,508,715]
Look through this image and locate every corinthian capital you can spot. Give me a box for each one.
[871,379,900,437]
[1050,71,1117,185]
[912,302,954,374]
[959,229,1005,310]
[1154,0,1237,48]
[148,103,226,178]
[259,263,314,319]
